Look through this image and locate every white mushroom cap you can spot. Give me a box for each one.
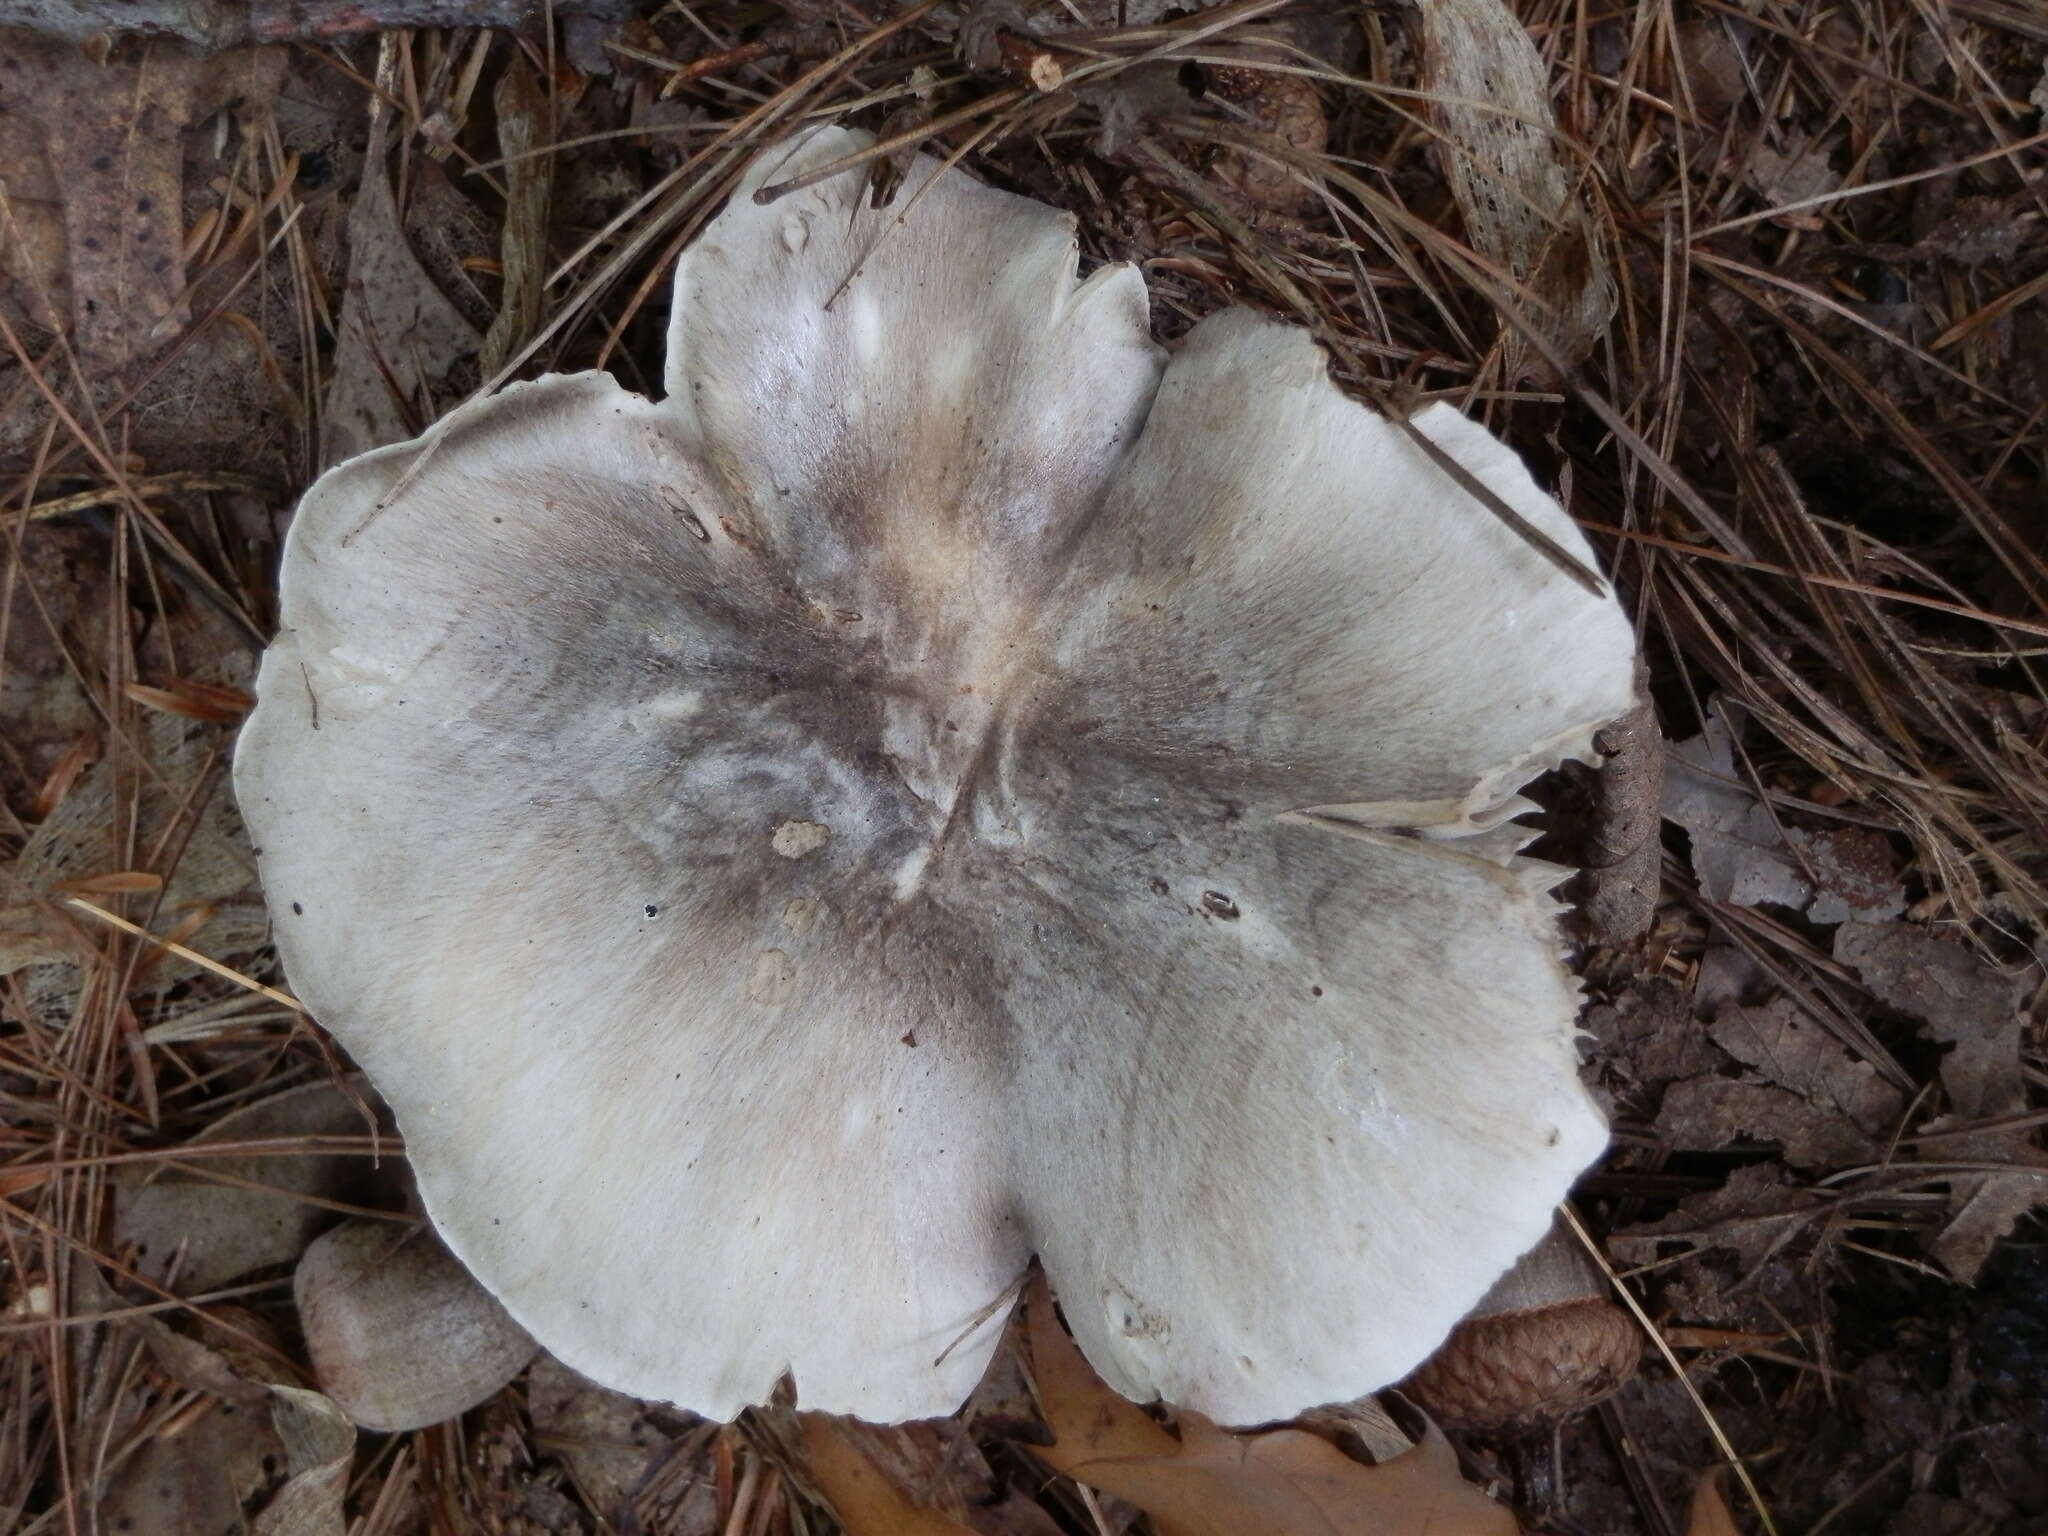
[233,127,1636,1426]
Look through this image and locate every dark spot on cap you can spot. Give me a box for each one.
[1310,985,1323,997]
[1149,877,1169,896]
[644,904,659,917]
[92,154,111,171]
[291,901,303,915]
[135,195,152,213]
[900,1029,917,1047]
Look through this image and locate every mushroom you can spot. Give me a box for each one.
[234,127,1638,1426]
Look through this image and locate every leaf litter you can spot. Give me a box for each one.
[1016,1277,1517,1536]
[2,0,2045,1532]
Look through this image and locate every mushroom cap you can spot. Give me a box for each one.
[234,127,1636,1426]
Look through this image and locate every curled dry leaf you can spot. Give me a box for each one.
[296,1218,537,1431]
[1418,0,1616,376]
[1022,1280,1517,1536]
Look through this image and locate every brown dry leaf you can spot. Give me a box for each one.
[1655,1075,1878,1169]
[101,1291,346,1535]
[1709,1000,1904,1137]
[0,34,286,370]
[95,1398,289,1536]
[1656,997,1910,1167]
[1586,975,1713,1102]
[321,45,483,469]
[0,111,68,331]
[0,1162,54,1196]
[0,524,110,813]
[1741,129,1840,209]
[114,1077,395,1293]
[1418,0,1615,375]
[1686,1467,1743,1536]
[803,1414,980,1536]
[138,1305,287,1409]
[1919,1138,2048,1284]
[810,1414,1056,1535]
[12,0,634,47]
[1663,705,1811,911]
[1834,918,2044,1279]
[1672,20,1747,126]
[322,156,482,466]
[1023,1280,1517,1536]
[1,602,264,1000]
[1199,29,1329,218]
[1834,921,2031,1119]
